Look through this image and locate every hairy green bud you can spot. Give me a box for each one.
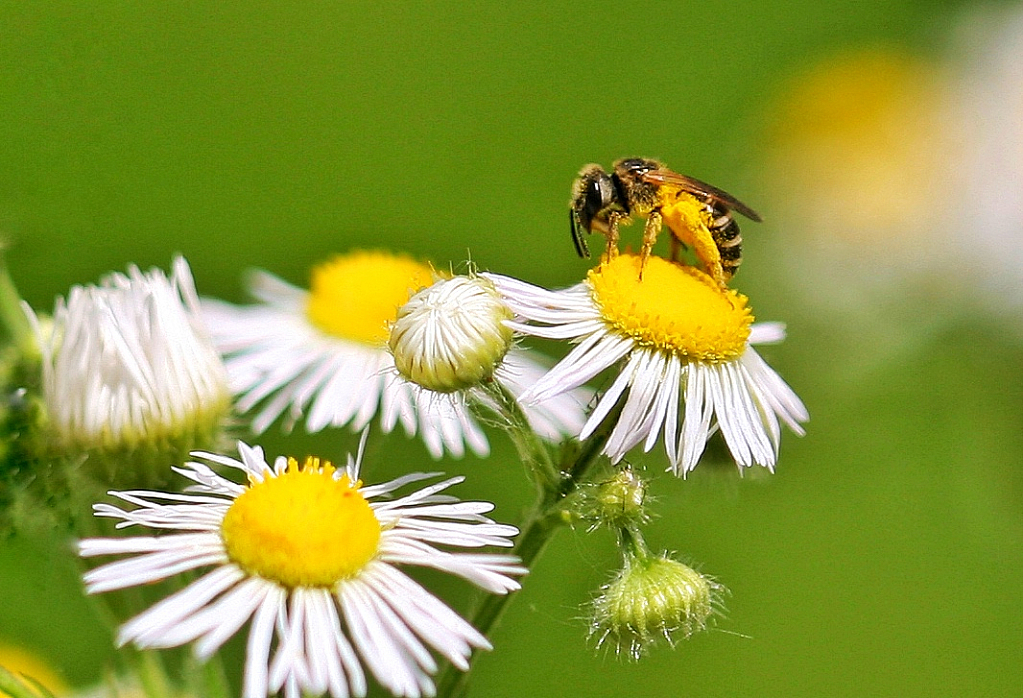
[590,553,724,659]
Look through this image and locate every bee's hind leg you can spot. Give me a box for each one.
[669,234,683,263]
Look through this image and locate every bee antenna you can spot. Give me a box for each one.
[570,209,590,258]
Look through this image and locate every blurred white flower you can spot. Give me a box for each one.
[762,49,957,306]
[25,257,230,456]
[950,6,1023,323]
[204,251,589,459]
[764,34,1023,333]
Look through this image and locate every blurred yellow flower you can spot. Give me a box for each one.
[765,49,954,260]
[0,642,66,697]
[763,22,1023,334]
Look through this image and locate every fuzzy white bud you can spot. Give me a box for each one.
[389,275,514,393]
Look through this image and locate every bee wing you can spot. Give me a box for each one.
[641,169,762,222]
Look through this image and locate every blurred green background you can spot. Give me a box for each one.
[2,1,1022,696]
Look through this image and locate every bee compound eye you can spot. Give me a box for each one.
[584,179,604,212]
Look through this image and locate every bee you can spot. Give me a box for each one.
[569,157,762,285]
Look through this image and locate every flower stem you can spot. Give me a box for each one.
[435,402,619,698]
[0,254,35,357]
[474,380,560,491]
[132,650,175,698]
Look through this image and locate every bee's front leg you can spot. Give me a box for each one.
[638,210,662,280]
[602,214,623,263]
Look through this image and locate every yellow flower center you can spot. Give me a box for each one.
[221,457,381,589]
[306,251,437,345]
[589,254,753,362]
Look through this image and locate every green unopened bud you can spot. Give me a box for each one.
[389,275,514,393]
[584,467,649,530]
[590,553,724,659]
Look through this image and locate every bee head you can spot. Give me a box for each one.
[572,165,619,234]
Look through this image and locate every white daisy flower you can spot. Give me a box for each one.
[202,251,588,459]
[24,256,230,459]
[79,436,526,698]
[486,254,808,475]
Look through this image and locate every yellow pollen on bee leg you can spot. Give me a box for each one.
[589,254,753,362]
[658,192,709,229]
[660,196,725,286]
[305,251,438,344]
[221,457,381,589]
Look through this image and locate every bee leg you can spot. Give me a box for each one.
[638,210,662,280]
[570,209,590,258]
[601,215,622,263]
[669,234,682,263]
[689,224,726,288]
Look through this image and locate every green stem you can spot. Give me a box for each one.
[433,504,563,698]
[616,525,652,562]
[435,403,618,698]
[186,648,233,698]
[474,380,559,491]
[0,255,36,357]
[0,665,57,698]
[132,650,175,698]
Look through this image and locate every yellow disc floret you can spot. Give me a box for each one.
[221,457,381,588]
[306,251,437,345]
[589,254,753,362]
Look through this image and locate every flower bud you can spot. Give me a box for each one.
[389,275,514,393]
[590,554,723,659]
[580,467,650,530]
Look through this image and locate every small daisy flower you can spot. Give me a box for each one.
[79,437,526,698]
[388,274,591,440]
[203,251,587,459]
[23,257,230,480]
[487,254,808,475]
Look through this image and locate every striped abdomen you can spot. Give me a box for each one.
[707,206,743,280]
